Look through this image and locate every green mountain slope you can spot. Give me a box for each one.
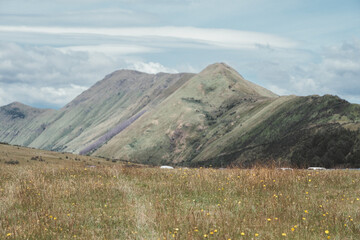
[0,102,55,146]
[94,64,360,168]
[0,63,359,168]
[0,71,194,152]
[192,94,360,168]
[94,63,279,163]
[28,70,194,152]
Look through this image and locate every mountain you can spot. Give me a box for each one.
[1,63,359,168]
[1,70,194,152]
[0,102,54,146]
[94,63,279,163]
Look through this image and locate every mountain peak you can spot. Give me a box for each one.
[4,102,52,112]
[3,102,36,111]
[207,62,231,69]
[197,63,277,98]
[202,62,234,70]
[213,62,232,67]
[200,62,245,79]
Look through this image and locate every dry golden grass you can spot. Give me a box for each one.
[0,145,359,239]
[0,143,107,166]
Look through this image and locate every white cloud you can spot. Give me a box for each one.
[0,42,179,108]
[255,40,360,103]
[0,42,117,107]
[290,76,318,94]
[128,61,178,74]
[0,42,120,85]
[58,44,156,55]
[0,25,297,49]
[267,85,291,96]
[0,88,8,106]
[0,83,87,108]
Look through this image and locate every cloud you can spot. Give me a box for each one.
[58,44,156,55]
[315,41,360,95]
[0,42,179,108]
[0,83,87,108]
[267,85,291,96]
[255,40,360,103]
[0,42,118,86]
[128,61,178,74]
[0,25,297,50]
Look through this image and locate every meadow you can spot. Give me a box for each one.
[0,144,359,239]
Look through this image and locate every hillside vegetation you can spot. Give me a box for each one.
[0,63,359,168]
[1,149,359,239]
[0,142,107,166]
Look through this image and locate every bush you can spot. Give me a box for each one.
[5,160,19,165]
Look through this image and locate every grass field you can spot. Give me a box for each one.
[0,144,359,239]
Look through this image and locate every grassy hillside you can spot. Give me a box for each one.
[94,63,279,164]
[0,71,194,153]
[1,63,359,168]
[0,142,106,166]
[194,95,360,168]
[0,102,55,146]
[1,149,359,239]
[95,64,360,168]
[29,71,194,153]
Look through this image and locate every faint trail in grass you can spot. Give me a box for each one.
[110,167,159,239]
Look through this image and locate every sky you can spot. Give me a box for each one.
[0,0,359,108]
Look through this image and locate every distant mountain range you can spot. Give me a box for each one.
[1,63,359,168]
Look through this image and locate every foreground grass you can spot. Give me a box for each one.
[0,163,359,240]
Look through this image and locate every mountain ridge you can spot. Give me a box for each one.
[1,63,359,168]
